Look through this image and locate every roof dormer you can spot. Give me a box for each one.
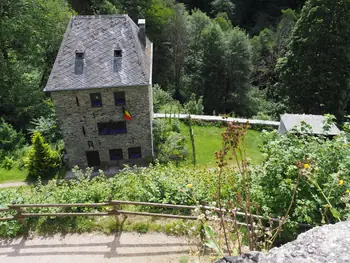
[75,51,84,75]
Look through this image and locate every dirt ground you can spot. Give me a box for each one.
[0,232,197,263]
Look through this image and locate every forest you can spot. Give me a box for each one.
[1,0,350,135]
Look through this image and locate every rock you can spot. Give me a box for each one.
[216,252,260,263]
[217,221,350,263]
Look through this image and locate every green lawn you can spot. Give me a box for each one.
[180,123,265,166]
[0,168,28,184]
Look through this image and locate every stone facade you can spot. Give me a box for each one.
[51,85,153,168]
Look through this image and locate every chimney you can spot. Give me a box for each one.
[138,19,146,48]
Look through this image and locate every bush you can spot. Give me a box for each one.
[152,84,174,113]
[157,132,188,163]
[26,132,61,180]
[159,101,185,115]
[0,163,237,237]
[1,156,15,170]
[184,93,204,115]
[252,129,350,240]
[153,119,187,163]
[0,118,25,156]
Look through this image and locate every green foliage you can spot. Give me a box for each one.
[0,119,25,156]
[68,0,119,14]
[152,84,174,112]
[184,94,204,115]
[0,0,72,130]
[1,156,15,170]
[250,9,297,96]
[252,129,350,239]
[26,132,61,180]
[276,0,350,120]
[0,163,235,237]
[153,119,187,163]
[28,101,61,143]
[184,10,252,115]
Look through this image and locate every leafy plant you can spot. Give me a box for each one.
[26,132,61,180]
[184,93,204,115]
[0,118,25,156]
[153,118,188,163]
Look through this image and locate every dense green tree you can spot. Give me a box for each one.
[223,27,252,115]
[229,0,305,34]
[276,0,350,120]
[68,0,119,14]
[0,119,25,155]
[167,3,188,101]
[145,0,176,89]
[0,0,71,130]
[249,9,298,117]
[211,0,235,21]
[26,132,60,179]
[184,11,252,114]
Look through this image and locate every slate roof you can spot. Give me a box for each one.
[279,114,340,136]
[44,15,152,92]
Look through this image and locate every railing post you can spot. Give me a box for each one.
[12,206,27,228]
[113,204,121,231]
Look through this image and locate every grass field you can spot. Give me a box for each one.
[180,123,265,166]
[0,168,28,184]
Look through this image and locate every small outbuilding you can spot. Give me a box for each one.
[278,114,340,136]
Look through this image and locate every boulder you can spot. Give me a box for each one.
[217,221,350,263]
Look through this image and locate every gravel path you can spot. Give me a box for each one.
[0,232,191,263]
[0,182,28,189]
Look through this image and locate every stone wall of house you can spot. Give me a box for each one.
[51,85,153,168]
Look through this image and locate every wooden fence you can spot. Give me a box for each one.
[0,200,311,229]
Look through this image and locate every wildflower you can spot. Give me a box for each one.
[339,179,344,186]
[314,166,319,172]
[186,184,193,189]
[346,189,350,194]
[304,163,309,169]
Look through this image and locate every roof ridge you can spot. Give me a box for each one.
[126,17,148,82]
[72,14,129,19]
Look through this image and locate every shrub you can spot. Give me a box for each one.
[152,84,174,113]
[184,93,204,115]
[0,163,237,237]
[26,132,61,180]
[157,132,188,164]
[0,118,25,156]
[1,156,15,170]
[153,119,187,163]
[252,129,350,239]
[159,101,185,115]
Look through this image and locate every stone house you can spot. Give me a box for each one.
[44,15,153,168]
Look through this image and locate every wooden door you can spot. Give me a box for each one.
[86,151,100,167]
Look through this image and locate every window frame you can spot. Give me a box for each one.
[114,91,126,106]
[90,93,102,107]
[75,52,84,75]
[114,50,122,57]
[88,141,94,148]
[109,149,123,161]
[128,147,142,159]
[97,122,127,135]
